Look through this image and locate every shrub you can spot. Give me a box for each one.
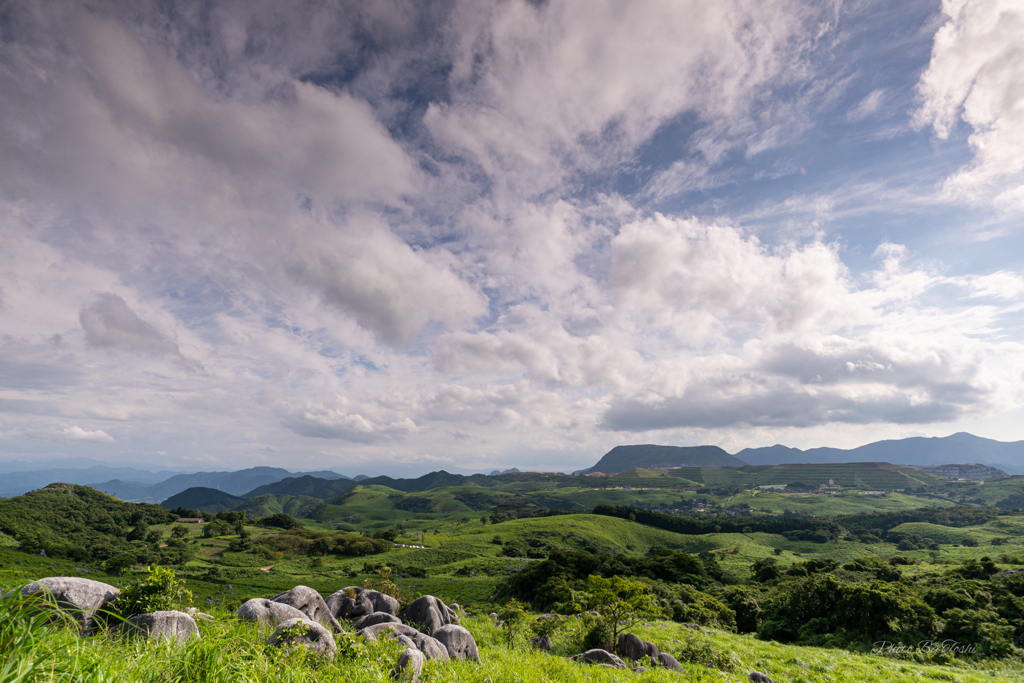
[258,513,301,529]
[669,634,738,672]
[115,565,193,618]
[581,622,610,652]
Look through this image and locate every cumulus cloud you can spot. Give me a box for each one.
[915,0,1024,212]
[63,426,116,443]
[279,397,417,443]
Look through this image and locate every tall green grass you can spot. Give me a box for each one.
[2,590,1021,683]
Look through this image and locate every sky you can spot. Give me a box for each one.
[1,0,1022,476]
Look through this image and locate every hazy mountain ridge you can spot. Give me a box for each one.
[737,433,1024,473]
[0,466,177,498]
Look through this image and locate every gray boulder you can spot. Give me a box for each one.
[120,611,199,645]
[354,611,402,630]
[270,586,342,633]
[750,673,774,683]
[267,617,337,658]
[617,632,660,661]
[392,646,425,682]
[431,624,479,662]
[327,587,400,620]
[359,622,422,642]
[407,632,449,661]
[359,623,449,661]
[658,653,684,672]
[236,598,308,626]
[399,595,457,634]
[530,635,552,650]
[12,577,119,634]
[575,649,627,669]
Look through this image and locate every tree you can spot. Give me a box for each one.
[170,524,189,539]
[576,575,660,654]
[126,519,149,542]
[497,599,529,649]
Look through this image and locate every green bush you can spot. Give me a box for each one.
[115,565,193,618]
[669,634,739,672]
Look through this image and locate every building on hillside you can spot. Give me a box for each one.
[175,517,204,523]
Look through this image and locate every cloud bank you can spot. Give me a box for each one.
[0,0,1020,474]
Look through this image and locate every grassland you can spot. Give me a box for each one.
[5,602,1021,683]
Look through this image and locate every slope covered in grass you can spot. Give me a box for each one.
[3,599,1019,683]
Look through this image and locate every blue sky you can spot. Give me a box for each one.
[0,0,1022,475]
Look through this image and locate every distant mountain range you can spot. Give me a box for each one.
[0,465,351,500]
[3,432,1022,502]
[0,466,177,498]
[737,433,1024,474]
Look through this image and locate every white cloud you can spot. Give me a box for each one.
[847,88,886,122]
[915,0,1024,212]
[427,0,826,193]
[63,426,116,443]
[0,1,1020,474]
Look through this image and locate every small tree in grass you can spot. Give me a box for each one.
[576,575,660,654]
[497,599,529,649]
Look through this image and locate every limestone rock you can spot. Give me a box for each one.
[354,611,402,630]
[530,634,552,650]
[749,672,774,683]
[236,598,307,626]
[270,586,342,633]
[407,631,449,661]
[327,587,400,620]
[267,617,337,658]
[617,632,660,661]
[120,610,199,645]
[574,649,626,669]
[392,646,425,682]
[359,622,422,642]
[399,595,457,634]
[431,624,479,662]
[13,577,120,635]
[658,652,684,672]
[359,622,449,661]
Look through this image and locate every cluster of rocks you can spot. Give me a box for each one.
[5,577,202,644]
[571,633,683,672]
[235,585,476,681]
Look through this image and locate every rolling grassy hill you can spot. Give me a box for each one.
[233,493,326,518]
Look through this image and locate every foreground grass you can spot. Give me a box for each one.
[5,607,1022,683]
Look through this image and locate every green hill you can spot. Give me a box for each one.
[242,474,357,499]
[233,493,324,518]
[160,487,244,513]
[0,483,176,561]
[663,462,944,489]
[584,444,747,474]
